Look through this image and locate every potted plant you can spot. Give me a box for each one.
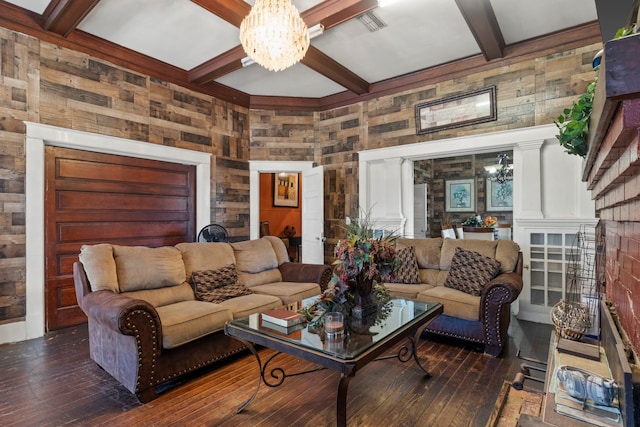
[555,25,637,158]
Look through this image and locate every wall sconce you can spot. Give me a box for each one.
[484,154,513,184]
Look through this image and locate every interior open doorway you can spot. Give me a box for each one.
[249,161,324,264]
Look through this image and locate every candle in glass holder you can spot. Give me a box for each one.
[325,312,344,336]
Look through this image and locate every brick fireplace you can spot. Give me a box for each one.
[584,33,640,358]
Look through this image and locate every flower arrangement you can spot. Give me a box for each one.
[461,214,498,228]
[299,210,398,330]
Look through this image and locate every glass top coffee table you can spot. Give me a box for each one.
[224,297,443,427]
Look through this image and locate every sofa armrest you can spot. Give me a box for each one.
[74,261,163,350]
[479,271,523,356]
[279,262,333,290]
[481,272,523,307]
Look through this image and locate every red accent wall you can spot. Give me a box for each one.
[259,173,302,237]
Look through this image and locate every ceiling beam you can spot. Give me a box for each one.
[302,0,378,29]
[455,0,505,61]
[189,45,245,85]
[187,0,374,89]
[302,46,369,94]
[42,0,101,37]
[190,0,250,27]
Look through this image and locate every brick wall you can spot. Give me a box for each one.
[603,221,640,354]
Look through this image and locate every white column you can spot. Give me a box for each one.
[515,140,544,219]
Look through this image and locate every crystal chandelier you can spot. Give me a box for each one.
[485,153,513,184]
[239,0,310,72]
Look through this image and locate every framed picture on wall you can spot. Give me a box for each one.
[273,172,299,208]
[445,179,475,212]
[486,179,513,211]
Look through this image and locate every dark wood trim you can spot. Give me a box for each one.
[190,0,250,27]
[0,0,602,111]
[42,0,101,37]
[318,21,602,111]
[455,0,505,61]
[301,46,370,95]
[302,0,378,29]
[188,45,245,85]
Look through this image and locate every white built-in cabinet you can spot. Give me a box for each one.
[516,220,598,324]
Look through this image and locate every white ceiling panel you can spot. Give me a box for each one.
[1,0,603,100]
[77,0,240,70]
[491,0,598,44]
[217,62,346,97]
[312,0,480,83]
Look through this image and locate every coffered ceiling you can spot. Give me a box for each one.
[0,0,600,110]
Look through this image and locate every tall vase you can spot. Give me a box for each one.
[352,277,376,319]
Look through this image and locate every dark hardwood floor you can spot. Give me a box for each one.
[0,317,552,427]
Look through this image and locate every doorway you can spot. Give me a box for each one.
[249,161,324,264]
[44,146,196,330]
[2,122,211,344]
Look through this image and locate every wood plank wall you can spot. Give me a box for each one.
[0,23,600,327]
[0,27,249,325]
[251,43,602,259]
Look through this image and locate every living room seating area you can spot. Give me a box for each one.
[73,236,332,402]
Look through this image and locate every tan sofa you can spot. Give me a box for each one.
[73,236,331,402]
[384,237,523,356]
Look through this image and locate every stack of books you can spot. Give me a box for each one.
[260,309,306,336]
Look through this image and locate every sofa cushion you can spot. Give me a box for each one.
[176,242,235,280]
[217,293,283,319]
[386,246,420,284]
[232,238,279,274]
[439,239,498,271]
[113,245,186,292]
[250,282,320,305]
[238,269,283,288]
[123,282,195,307]
[417,286,481,321]
[79,244,119,293]
[444,247,501,296]
[384,282,434,299]
[192,265,253,303]
[155,300,232,349]
[495,240,521,273]
[397,238,443,269]
[262,236,290,265]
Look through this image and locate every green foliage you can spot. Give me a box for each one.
[614,24,637,39]
[554,25,637,158]
[555,75,597,158]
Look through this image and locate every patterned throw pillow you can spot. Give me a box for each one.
[192,264,252,303]
[443,247,501,296]
[388,246,421,284]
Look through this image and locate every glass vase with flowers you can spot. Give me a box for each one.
[299,210,400,332]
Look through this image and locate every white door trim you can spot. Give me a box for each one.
[0,122,211,345]
[249,161,314,239]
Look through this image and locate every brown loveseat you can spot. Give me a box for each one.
[383,237,523,356]
[73,236,331,402]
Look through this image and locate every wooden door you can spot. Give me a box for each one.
[44,146,196,330]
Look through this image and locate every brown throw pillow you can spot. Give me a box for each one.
[192,264,252,303]
[387,246,420,284]
[444,247,501,296]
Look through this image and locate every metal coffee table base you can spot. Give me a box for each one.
[232,327,433,427]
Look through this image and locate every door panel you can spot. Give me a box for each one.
[44,146,196,330]
[301,166,324,264]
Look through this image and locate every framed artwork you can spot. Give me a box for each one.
[486,179,513,211]
[445,179,475,212]
[415,86,497,134]
[273,173,299,208]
